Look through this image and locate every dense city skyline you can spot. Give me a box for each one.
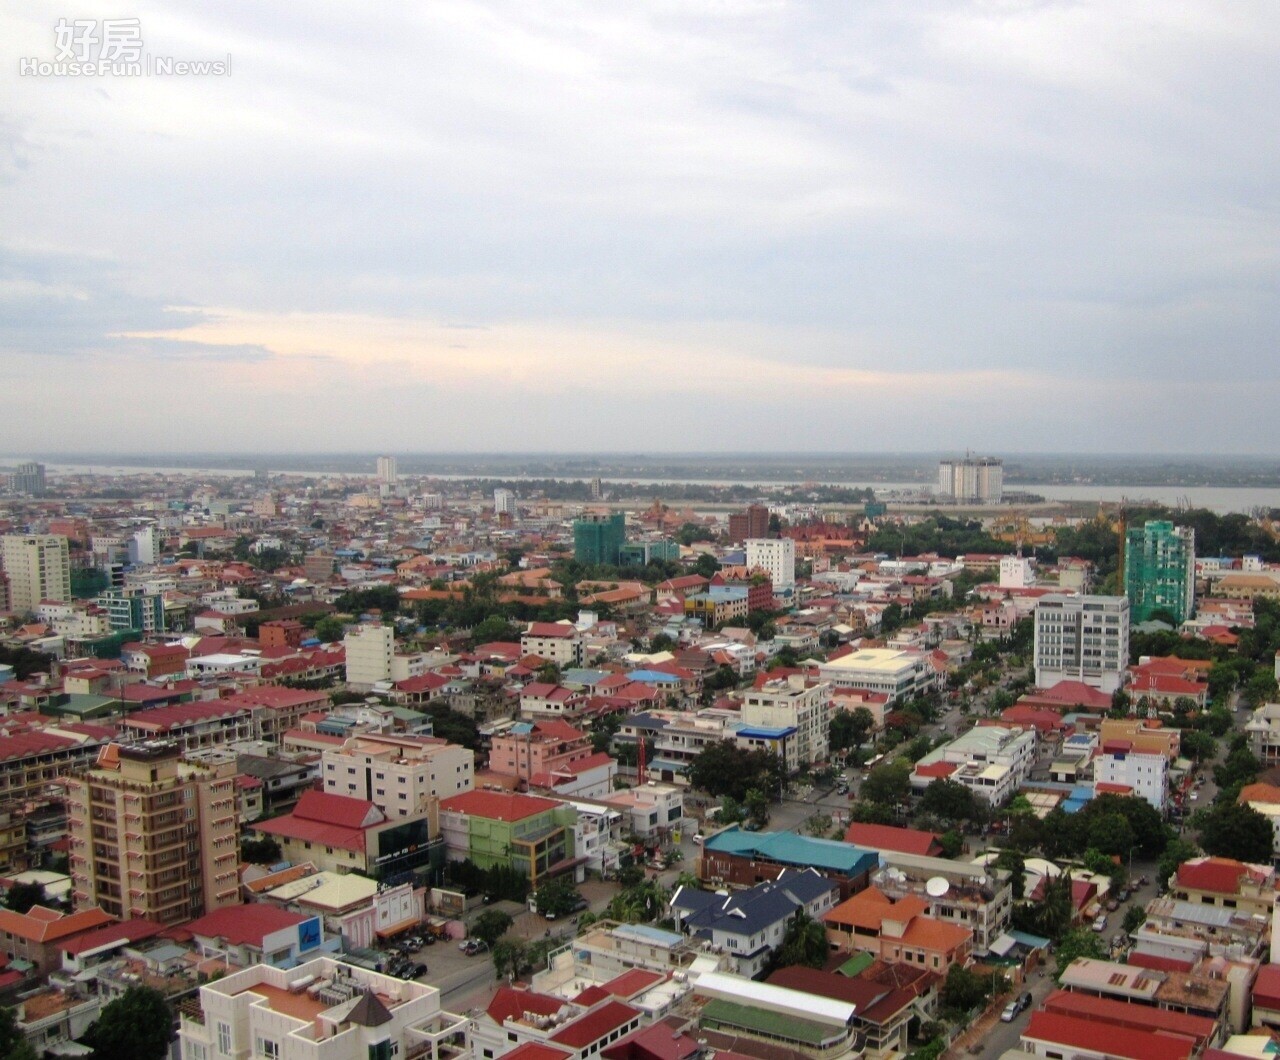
[3,3,1278,452]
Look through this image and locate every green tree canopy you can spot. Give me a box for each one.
[919,778,980,824]
[470,909,514,947]
[830,708,875,753]
[687,741,785,803]
[240,837,282,865]
[861,761,911,806]
[3,883,45,914]
[81,986,172,1060]
[1197,802,1273,864]
[0,1005,37,1060]
[774,910,828,970]
[1054,928,1105,981]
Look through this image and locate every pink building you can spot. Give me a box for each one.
[489,719,594,789]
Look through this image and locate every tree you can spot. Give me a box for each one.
[0,1006,36,1060]
[1215,748,1261,793]
[1085,813,1133,857]
[919,778,979,824]
[861,761,911,806]
[774,910,828,970]
[693,553,720,579]
[471,909,514,947]
[938,830,964,859]
[3,882,45,914]
[996,849,1026,900]
[1123,905,1147,933]
[1197,802,1273,864]
[804,813,833,838]
[312,615,346,643]
[491,938,527,981]
[533,876,581,919]
[1054,928,1105,981]
[240,837,282,865]
[472,614,519,645]
[830,708,875,753]
[687,741,785,804]
[941,963,994,1012]
[81,986,172,1060]
[847,799,895,825]
[1180,730,1218,763]
[744,789,771,828]
[649,633,677,653]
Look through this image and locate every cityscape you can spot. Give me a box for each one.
[3,4,1279,1060]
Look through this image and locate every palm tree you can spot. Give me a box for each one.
[775,910,829,970]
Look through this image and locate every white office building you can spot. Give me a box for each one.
[493,488,516,517]
[746,538,796,592]
[179,957,468,1060]
[1033,594,1130,694]
[739,676,832,770]
[938,457,1003,503]
[818,648,936,703]
[344,624,396,690]
[376,455,398,486]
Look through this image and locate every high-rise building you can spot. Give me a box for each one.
[1033,594,1130,694]
[95,588,166,633]
[573,512,626,565]
[494,488,516,517]
[303,550,335,584]
[728,504,770,542]
[8,462,46,496]
[344,623,395,690]
[128,526,158,566]
[66,742,240,924]
[746,537,796,592]
[1124,520,1195,624]
[937,456,1003,503]
[376,455,398,485]
[0,534,72,615]
[590,477,603,499]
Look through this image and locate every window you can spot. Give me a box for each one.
[190,1044,208,1060]
[217,1023,233,1056]
[256,1037,279,1060]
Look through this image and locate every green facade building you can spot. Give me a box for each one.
[1124,519,1195,624]
[619,539,680,566]
[441,791,578,886]
[574,512,626,565]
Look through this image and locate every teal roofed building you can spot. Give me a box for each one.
[700,826,878,898]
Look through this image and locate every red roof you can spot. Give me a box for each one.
[60,918,164,956]
[293,789,382,828]
[1022,1012,1193,1060]
[0,731,79,763]
[550,1001,640,1049]
[1175,857,1258,895]
[1041,989,1214,1045]
[534,719,588,741]
[0,906,113,943]
[440,790,562,822]
[253,791,383,853]
[843,823,942,857]
[601,969,664,998]
[525,623,577,639]
[1253,964,1280,1010]
[1126,951,1194,974]
[485,986,564,1025]
[187,905,308,947]
[913,761,957,779]
[123,699,257,732]
[501,1046,571,1060]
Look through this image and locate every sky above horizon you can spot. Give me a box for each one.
[2,2,1278,455]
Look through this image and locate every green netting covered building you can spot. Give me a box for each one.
[1124,519,1195,624]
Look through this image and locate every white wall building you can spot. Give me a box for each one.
[1094,746,1168,810]
[1,534,71,614]
[376,455,398,485]
[999,556,1036,589]
[179,957,468,1060]
[345,624,396,690]
[1033,594,1130,694]
[912,726,1035,805]
[493,489,516,516]
[322,734,474,816]
[818,648,935,703]
[746,538,796,593]
[739,676,832,770]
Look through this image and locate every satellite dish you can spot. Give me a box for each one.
[926,876,951,898]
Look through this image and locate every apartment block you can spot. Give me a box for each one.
[321,734,474,817]
[179,957,469,1060]
[520,623,584,667]
[738,676,832,771]
[1033,594,1130,694]
[745,538,795,592]
[1,534,72,615]
[344,624,395,690]
[1093,718,1180,811]
[66,742,240,925]
[728,504,770,543]
[1124,520,1196,624]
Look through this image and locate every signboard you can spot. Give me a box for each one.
[298,916,322,952]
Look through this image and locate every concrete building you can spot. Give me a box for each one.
[376,454,398,485]
[728,505,769,543]
[937,456,1003,503]
[345,624,396,690]
[683,586,749,627]
[910,725,1035,806]
[574,513,626,565]
[1245,702,1280,768]
[438,791,579,886]
[489,720,594,789]
[179,956,469,1060]
[95,588,166,633]
[1093,718,1180,811]
[1124,520,1196,624]
[739,676,832,771]
[745,538,795,593]
[521,623,585,668]
[321,734,474,816]
[1033,594,1130,694]
[874,852,1013,955]
[66,742,240,925]
[494,488,516,517]
[9,461,47,496]
[1,534,72,614]
[817,648,935,703]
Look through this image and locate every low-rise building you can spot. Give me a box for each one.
[817,649,935,703]
[698,827,878,899]
[321,734,474,816]
[521,623,585,668]
[910,725,1035,805]
[178,956,470,1060]
[823,887,972,974]
[439,791,580,886]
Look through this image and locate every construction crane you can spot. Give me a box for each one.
[1115,497,1129,593]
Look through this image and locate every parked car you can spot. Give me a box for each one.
[1019,993,1032,1011]
[1105,898,1119,911]
[1000,1001,1021,1023]
[399,962,427,979]
[1116,887,1130,902]
[420,934,435,946]
[1091,913,1108,932]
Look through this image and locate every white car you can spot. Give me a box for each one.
[1000,1001,1020,1023]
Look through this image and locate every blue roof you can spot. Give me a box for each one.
[612,923,683,947]
[736,726,797,740]
[628,670,681,684]
[649,758,689,772]
[509,722,536,735]
[703,827,879,876]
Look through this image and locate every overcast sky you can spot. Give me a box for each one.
[2,2,1278,455]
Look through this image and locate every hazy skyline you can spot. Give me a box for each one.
[3,3,1278,453]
